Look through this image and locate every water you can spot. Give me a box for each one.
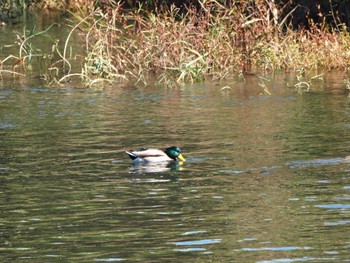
[1,14,350,263]
[1,72,350,262]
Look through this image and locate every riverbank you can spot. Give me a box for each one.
[1,1,350,87]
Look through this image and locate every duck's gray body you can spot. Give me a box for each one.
[125,146,185,163]
[125,148,174,163]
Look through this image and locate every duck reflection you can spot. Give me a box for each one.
[129,161,184,174]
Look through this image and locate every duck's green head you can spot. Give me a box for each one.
[165,146,186,162]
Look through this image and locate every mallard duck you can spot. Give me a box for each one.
[125,146,186,163]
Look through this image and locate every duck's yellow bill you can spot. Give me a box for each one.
[178,154,186,162]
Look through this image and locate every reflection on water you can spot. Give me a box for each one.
[1,72,350,262]
[128,161,184,174]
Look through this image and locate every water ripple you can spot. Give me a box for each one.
[315,204,350,209]
[173,239,222,246]
[324,220,350,226]
[174,248,206,252]
[257,257,339,263]
[234,246,311,252]
[94,258,125,262]
[181,230,207,236]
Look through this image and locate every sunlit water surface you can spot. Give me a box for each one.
[1,72,350,262]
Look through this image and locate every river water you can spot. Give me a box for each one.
[1,14,350,263]
[1,72,350,262]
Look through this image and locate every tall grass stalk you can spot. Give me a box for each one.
[2,0,350,86]
[69,0,349,86]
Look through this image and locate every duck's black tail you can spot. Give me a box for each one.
[125,151,138,160]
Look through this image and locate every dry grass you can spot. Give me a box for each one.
[1,0,350,86]
[73,0,350,85]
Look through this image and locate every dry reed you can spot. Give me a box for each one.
[73,0,350,85]
[1,0,350,86]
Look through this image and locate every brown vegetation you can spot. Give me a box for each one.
[1,0,350,86]
[71,0,350,85]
